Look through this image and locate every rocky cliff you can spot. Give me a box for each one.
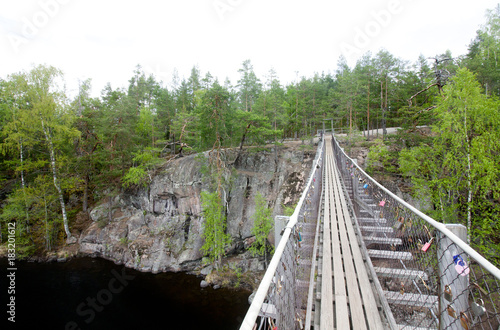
[78,144,315,274]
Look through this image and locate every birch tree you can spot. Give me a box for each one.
[3,66,80,243]
[1,76,36,233]
[400,68,500,257]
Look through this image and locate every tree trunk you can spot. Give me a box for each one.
[43,192,51,250]
[172,133,175,156]
[383,75,388,137]
[379,80,383,138]
[367,80,370,139]
[19,139,31,233]
[464,105,472,244]
[274,96,278,167]
[234,123,251,167]
[295,91,299,139]
[83,173,89,213]
[151,117,155,149]
[41,117,72,241]
[349,99,352,133]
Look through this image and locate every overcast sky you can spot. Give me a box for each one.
[1,0,498,97]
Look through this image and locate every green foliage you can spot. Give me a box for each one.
[464,5,500,96]
[233,266,243,288]
[249,192,274,257]
[299,143,314,151]
[1,7,500,264]
[366,139,397,174]
[0,65,81,246]
[0,175,66,255]
[122,148,161,188]
[0,188,36,257]
[119,237,129,246]
[237,60,262,112]
[399,68,500,264]
[122,166,149,188]
[97,218,108,229]
[283,204,296,216]
[200,191,231,266]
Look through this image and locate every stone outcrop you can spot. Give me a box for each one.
[78,146,315,273]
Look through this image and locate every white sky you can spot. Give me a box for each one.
[0,0,498,97]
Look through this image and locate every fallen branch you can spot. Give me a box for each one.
[408,83,438,106]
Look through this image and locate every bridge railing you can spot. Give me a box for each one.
[239,138,324,330]
[332,135,500,330]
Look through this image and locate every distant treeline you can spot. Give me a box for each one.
[1,6,500,259]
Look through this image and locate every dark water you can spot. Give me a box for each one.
[1,257,250,330]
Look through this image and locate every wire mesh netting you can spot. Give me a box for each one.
[250,138,324,330]
[332,136,500,330]
[242,134,500,330]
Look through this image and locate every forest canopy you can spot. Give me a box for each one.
[1,5,500,261]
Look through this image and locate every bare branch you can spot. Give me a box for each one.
[408,83,438,106]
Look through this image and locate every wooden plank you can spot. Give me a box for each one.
[320,144,334,330]
[368,250,413,260]
[296,279,310,287]
[398,325,436,330]
[304,176,324,330]
[360,226,394,233]
[348,189,400,329]
[332,153,384,330]
[384,291,438,309]
[331,148,366,330]
[298,259,312,266]
[327,145,350,330]
[357,217,387,224]
[374,267,428,281]
[363,237,403,245]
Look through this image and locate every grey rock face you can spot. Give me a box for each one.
[78,147,314,273]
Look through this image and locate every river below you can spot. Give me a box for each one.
[1,257,250,329]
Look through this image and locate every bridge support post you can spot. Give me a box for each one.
[437,224,469,329]
[274,216,290,247]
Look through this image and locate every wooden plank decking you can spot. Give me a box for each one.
[318,137,385,329]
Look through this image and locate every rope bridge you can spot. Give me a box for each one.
[240,134,500,330]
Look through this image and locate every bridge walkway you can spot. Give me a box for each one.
[316,136,385,329]
[240,134,500,330]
